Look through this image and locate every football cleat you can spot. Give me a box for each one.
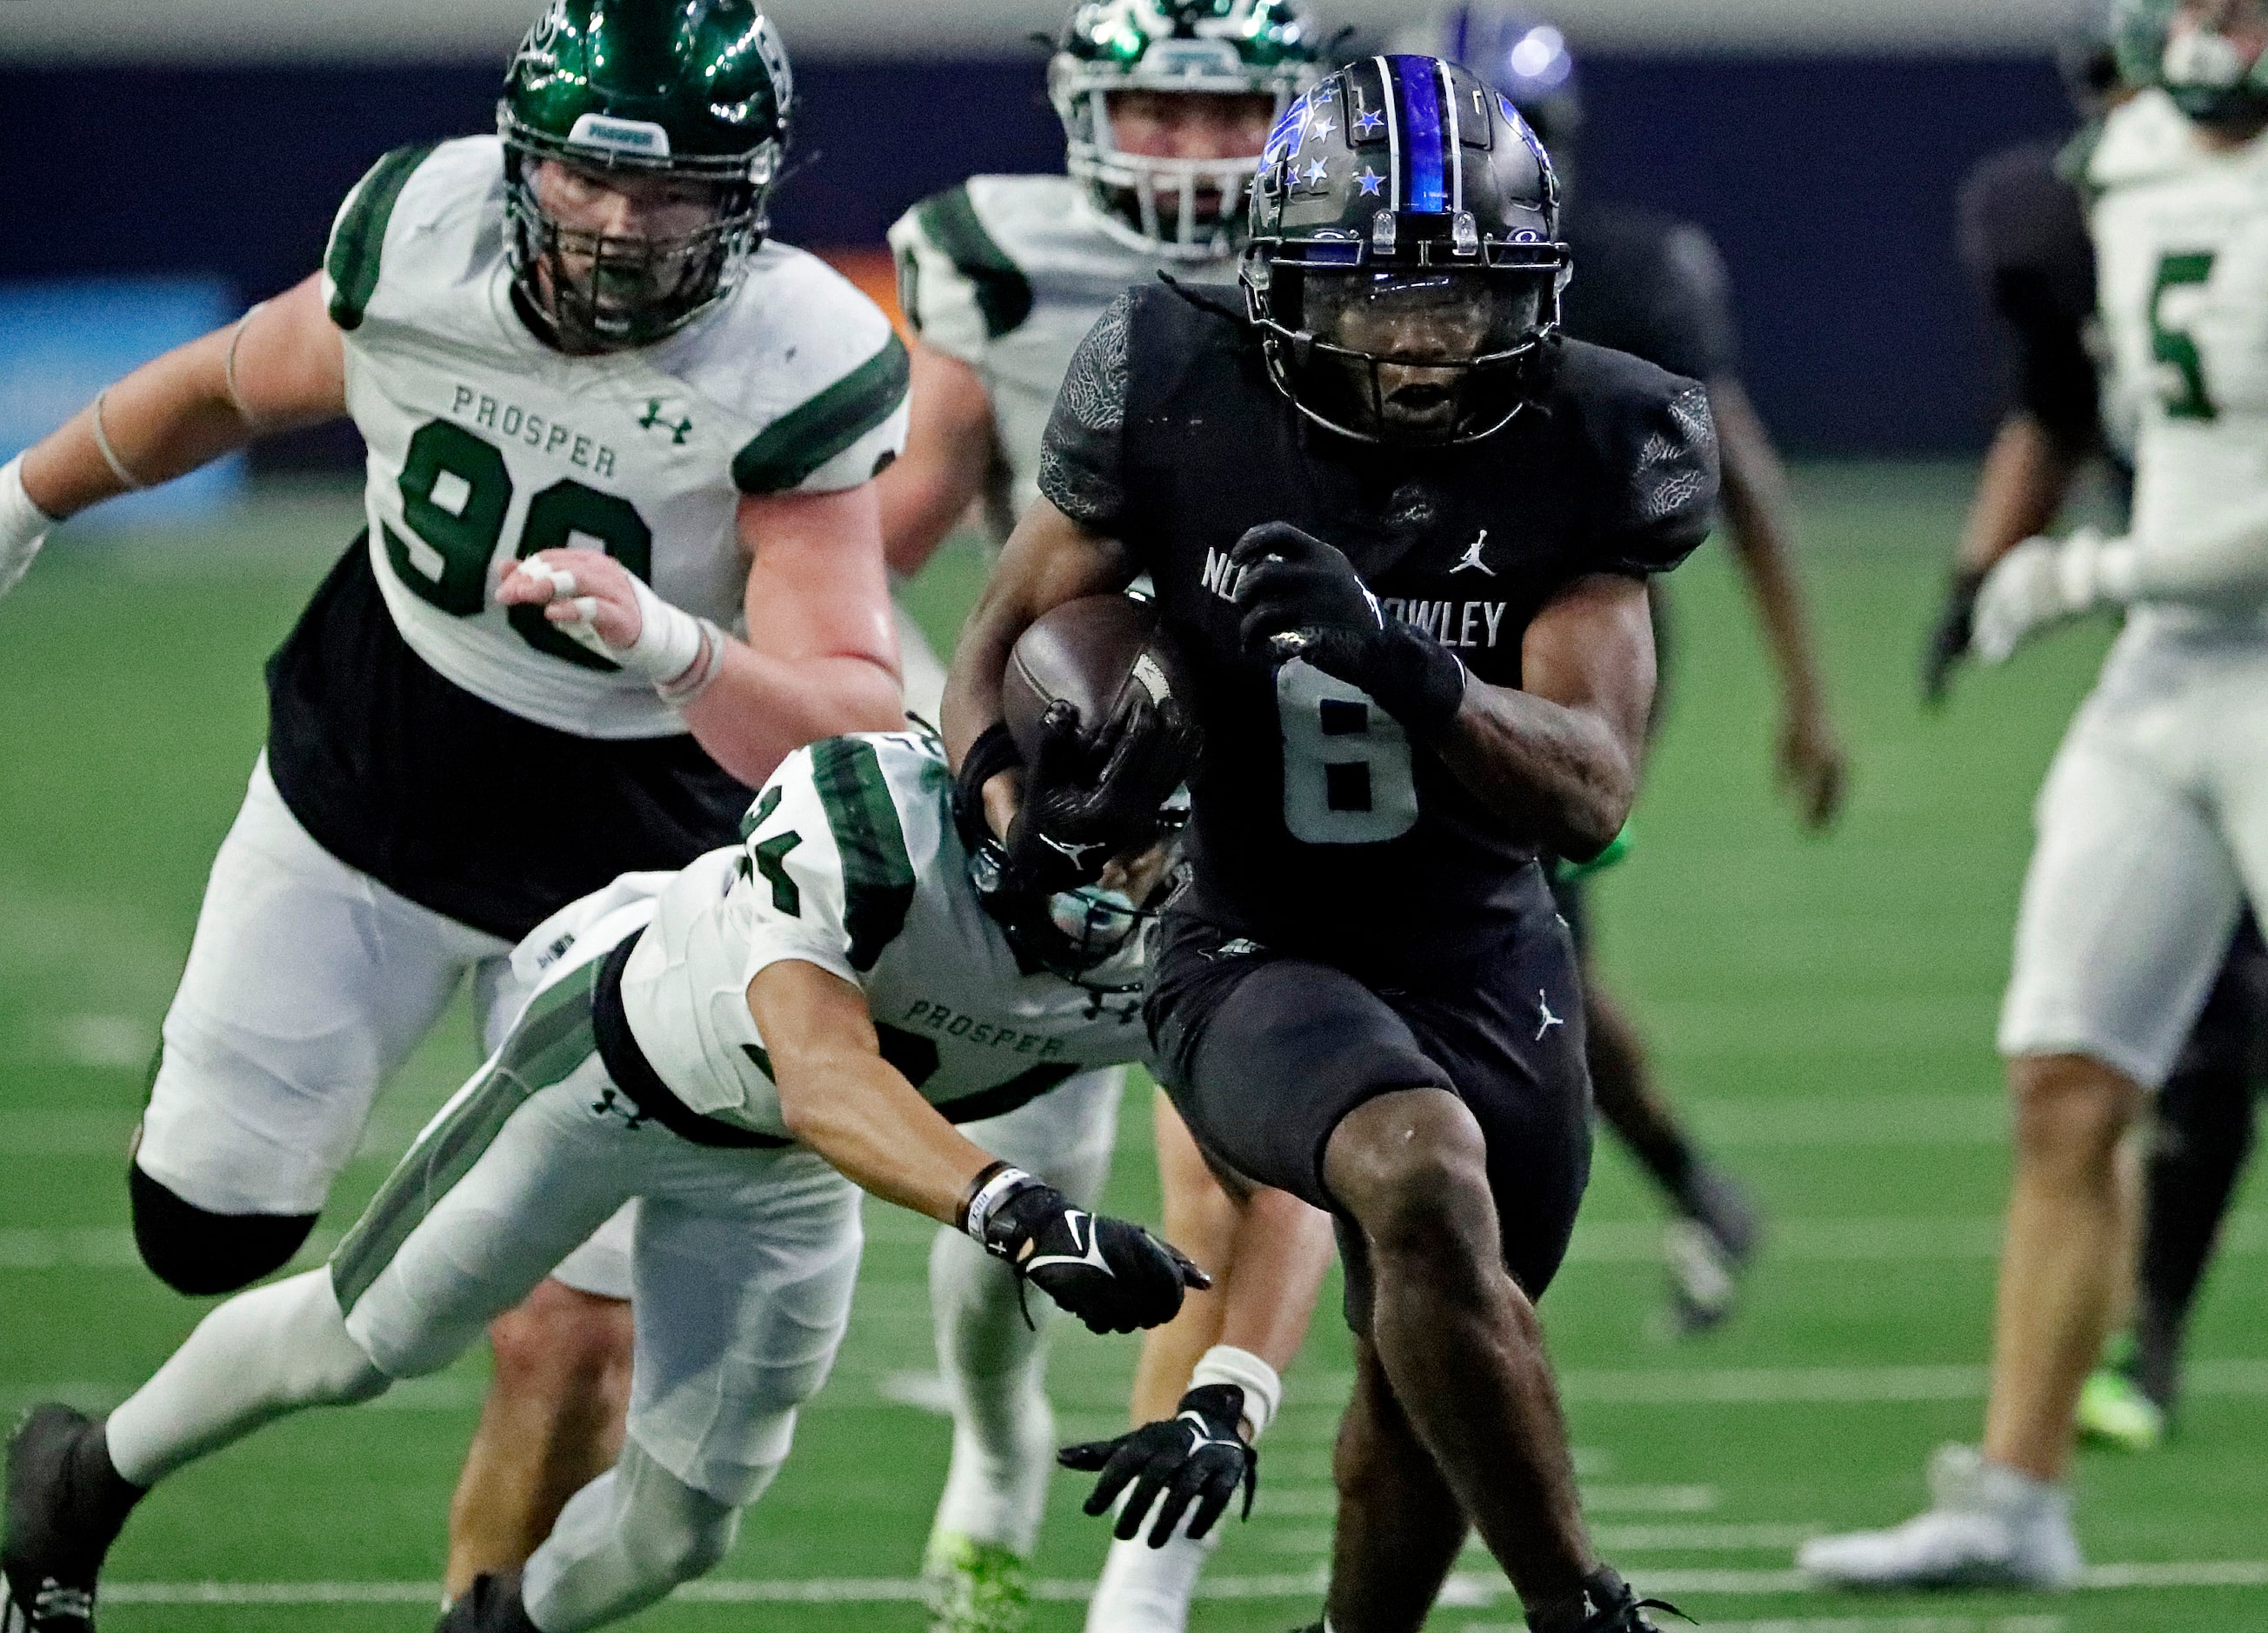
[1662,1163,1763,1336]
[2077,1365,2166,1453]
[433,1572,541,1633]
[923,1531,1032,1633]
[2,1407,144,1633]
[1797,1443,2083,1590]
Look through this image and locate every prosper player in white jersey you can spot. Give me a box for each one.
[877,6,1337,1630]
[0,0,908,1602]
[0,691,1210,1633]
[1803,0,2268,1589]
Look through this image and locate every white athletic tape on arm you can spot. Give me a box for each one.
[0,454,55,598]
[1190,1344,1282,1442]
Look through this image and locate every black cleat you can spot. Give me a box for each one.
[1566,1565,1691,1633]
[436,1572,542,1633]
[2,1407,144,1633]
[1663,1161,1764,1336]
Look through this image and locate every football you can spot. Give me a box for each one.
[1001,592,1179,761]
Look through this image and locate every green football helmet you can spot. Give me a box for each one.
[1049,0,1325,262]
[497,0,793,351]
[2115,0,2268,126]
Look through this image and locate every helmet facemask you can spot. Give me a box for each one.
[2124,0,2268,127]
[1252,258,1563,446]
[1051,37,1313,261]
[500,139,775,353]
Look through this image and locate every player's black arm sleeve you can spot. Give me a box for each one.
[941,295,1141,775]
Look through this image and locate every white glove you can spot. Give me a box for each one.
[0,454,56,601]
[511,557,724,703]
[1971,527,2131,665]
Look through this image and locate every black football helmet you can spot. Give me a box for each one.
[1399,4,1583,149]
[1241,53,1570,447]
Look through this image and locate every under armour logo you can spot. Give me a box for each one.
[639,399,693,444]
[591,1087,650,1130]
[1452,530,1496,576]
[1535,990,1564,1041]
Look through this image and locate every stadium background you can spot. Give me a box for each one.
[1,0,2262,1628]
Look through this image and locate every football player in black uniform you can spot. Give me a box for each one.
[945,53,1711,1633]
[1929,31,2268,1450]
[1405,6,1849,1334]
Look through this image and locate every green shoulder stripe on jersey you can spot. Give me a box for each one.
[731,332,911,494]
[327,143,439,331]
[2057,118,2107,203]
[913,185,1034,341]
[809,737,916,972]
[330,960,598,1315]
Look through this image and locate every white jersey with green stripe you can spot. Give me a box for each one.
[616,729,1151,1139]
[325,136,911,739]
[888,175,1235,526]
[2089,90,2268,640]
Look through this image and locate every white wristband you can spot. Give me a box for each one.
[0,454,55,599]
[1190,1344,1283,1443]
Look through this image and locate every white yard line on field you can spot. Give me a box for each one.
[100,1563,2268,1606]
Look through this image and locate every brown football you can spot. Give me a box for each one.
[1002,593,1177,762]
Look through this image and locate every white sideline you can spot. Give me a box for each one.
[99,1562,2268,1605]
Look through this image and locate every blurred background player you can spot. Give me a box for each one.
[1929,10,2268,1454]
[1804,0,2268,1587]
[0,0,910,1604]
[877,7,1340,1630]
[1402,3,1851,1335]
[945,51,1718,1633]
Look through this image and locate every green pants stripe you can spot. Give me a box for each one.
[331,961,602,1316]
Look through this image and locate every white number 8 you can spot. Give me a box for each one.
[1276,659,1419,844]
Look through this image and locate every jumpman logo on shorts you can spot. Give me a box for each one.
[1535,990,1563,1042]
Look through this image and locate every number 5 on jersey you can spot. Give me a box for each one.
[385,417,655,670]
[1276,660,1418,844]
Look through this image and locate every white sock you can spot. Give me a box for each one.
[521,1440,745,1633]
[1084,1525,1220,1633]
[105,1270,390,1486]
[926,1224,1054,1557]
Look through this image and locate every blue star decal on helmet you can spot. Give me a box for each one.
[1355,108,1384,134]
[1357,166,1384,196]
[1304,158,1329,184]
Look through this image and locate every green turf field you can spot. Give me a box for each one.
[2,467,2260,1631]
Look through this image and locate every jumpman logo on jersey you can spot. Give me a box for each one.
[640,399,694,445]
[1535,990,1563,1041]
[1452,530,1496,576]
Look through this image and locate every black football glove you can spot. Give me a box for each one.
[1229,522,1466,736]
[1921,566,1988,707]
[975,1173,1210,1334]
[1002,693,1197,896]
[1059,1383,1257,1546]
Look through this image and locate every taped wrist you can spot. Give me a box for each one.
[1188,1345,1282,1441]
[0,454,54,598]
[617,574,716,695]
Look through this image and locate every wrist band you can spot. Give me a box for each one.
[958,1160,1036,1245]
[223,303,267,426]
[0,455,55,599]
[1190,1344,1283,1441]
[657,618,728,706]
[89,391,150,492]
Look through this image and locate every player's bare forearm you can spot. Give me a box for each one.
[680,647,904,788]
[1959,413,2082,575]
[877,342,999,577]
[1213,1185,1336,1375]
[1433,574,1655,861]
[1716,379,1831,720]
[21,273,345,519]
[753,960,997,1225]
[942,497,1134,768]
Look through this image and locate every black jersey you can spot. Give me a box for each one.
[1558,203,1742,385]
[1039,284,1717,970]
[265,540,754,942]
[1958,137,2105,456]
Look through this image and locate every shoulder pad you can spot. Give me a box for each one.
[1551,340,1719,576]
[2090,90,2200,192]
[891,180,1037,354]
[325,137,500,332]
